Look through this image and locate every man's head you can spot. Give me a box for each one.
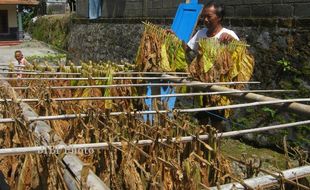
[200,1,225,29]
[15,50,23,62]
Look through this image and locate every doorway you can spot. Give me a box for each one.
[0,10,9,33]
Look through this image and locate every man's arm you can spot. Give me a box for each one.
[219,30,240,42]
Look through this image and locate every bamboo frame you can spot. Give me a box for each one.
[0,90,297,103]
[0,98,309,123]
[0,75,109,189]
[0,120,308,156]
[227,156,310,190]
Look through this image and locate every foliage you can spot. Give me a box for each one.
[20,7,35,32]
[26,54,67,64]
[276,58,297,73]
[28,15,71,50]
[189,39,255,117]
[262,107,276,118]
[135,22,187,72]
[2,61,245,189]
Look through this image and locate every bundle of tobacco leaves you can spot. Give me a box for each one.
[135,22,187,72]
[190,38,255,117]
[190,38,254,86]
[0,84,68,190]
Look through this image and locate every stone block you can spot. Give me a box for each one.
[150,0,163,9]
[252,5,272,17]
[225,6,234,17]
[163,1,173,8]
[216,0,243,6]
[283,0,310,3]
[102,0,126,18]
[76,0,89,18]
[243,0,281,4]
[147,9,158,17]
[235,6,251,17]
[294,3,310,17]
[157,8,177,17]
[272,4,293,17]
[125,1,143,10]
[124,9,143,17]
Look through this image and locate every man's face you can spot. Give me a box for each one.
[15,52,23,61]
[200,5,221,29]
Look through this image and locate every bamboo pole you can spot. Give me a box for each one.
[0,67,40,72]
[0,90,297,103]
[0,64,26,67]
[209,166,310,190]
[0,99,309,123]
[219,120,310,138]
[0,68,190,75]
[2,76,189,80]
[163,74,310,118]
[0,118,15,123]
[0,120,308,156]
[12,81,261,90]
[0,71,81,75]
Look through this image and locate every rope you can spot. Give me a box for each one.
[206,111,247,129]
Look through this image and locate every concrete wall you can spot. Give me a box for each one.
[95,0,310,18]
[46,3,66,14]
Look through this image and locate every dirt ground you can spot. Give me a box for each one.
[0,40,58,65]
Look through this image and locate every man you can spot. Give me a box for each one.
[187,1,240,131]
[68,0,76,12]
[187,1,239,51]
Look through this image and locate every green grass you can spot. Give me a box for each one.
[221,139,294,170]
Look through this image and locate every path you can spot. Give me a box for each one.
[0,40,58,65]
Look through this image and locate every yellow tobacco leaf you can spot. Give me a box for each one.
[160,43,172,71]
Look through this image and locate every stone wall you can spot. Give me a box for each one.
[68,23,144,62]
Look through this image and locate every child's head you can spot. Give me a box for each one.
[15,50,23,61]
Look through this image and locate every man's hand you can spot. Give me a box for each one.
[166,29,175,35]
[219,32,234,43]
